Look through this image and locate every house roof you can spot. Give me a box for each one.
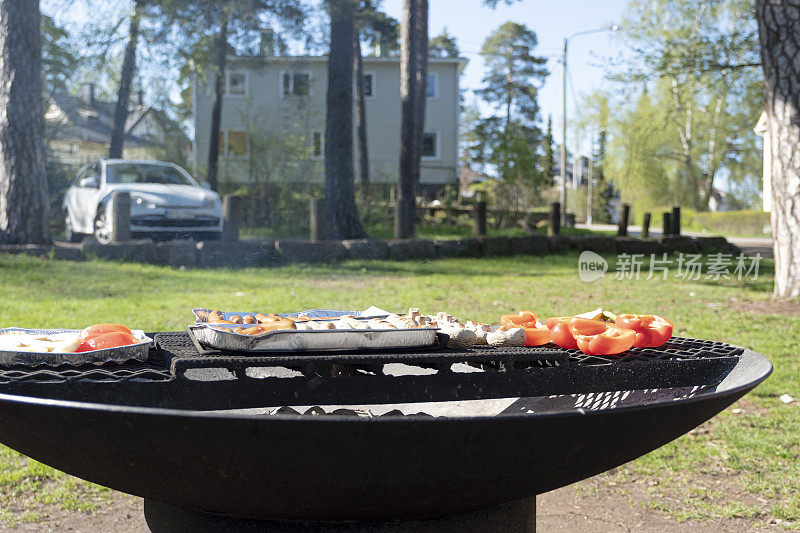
[46,92,187,148]
[226,53,469,73]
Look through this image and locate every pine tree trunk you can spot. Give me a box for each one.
[756,0,800,298]
[0,1,49,244]
[109,0,142,159]
[353,23,371,221]
[206,11,229,192]
[395,0,428,238]
[354,26,369,189]
[325,0,366,240]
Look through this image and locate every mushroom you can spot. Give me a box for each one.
[387,315,418,329]
[368,319,396,329]
[487,326,526,347]
[438,324,478,349]
[407,307,422,325]
[465,321,492,345]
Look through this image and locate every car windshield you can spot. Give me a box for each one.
[105,164,196,186]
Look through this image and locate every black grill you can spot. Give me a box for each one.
[0,332,743,385]
[0,330,769,527]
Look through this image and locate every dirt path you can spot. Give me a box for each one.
[537,476,783,532]
[1,474,784,532]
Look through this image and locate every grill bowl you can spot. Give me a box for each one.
[0,346,771,522]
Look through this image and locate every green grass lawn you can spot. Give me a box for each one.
[0,252,796,527]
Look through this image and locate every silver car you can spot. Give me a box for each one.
[63,159,223,243]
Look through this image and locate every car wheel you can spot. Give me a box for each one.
[94,210,113,245]
[64,212,83,243]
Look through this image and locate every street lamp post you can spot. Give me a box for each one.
[559,25,619,226]
[587,154,593,226]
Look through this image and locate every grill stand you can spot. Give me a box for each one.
[143,498,537,532]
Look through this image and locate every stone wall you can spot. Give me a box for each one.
[0,235,741,269]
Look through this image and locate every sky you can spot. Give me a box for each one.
[381,0,631,155]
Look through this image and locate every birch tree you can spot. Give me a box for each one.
[756,0,800,298]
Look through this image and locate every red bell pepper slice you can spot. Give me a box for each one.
[500,311,552,346]
[545,317,636,355]
[615,314,673,348]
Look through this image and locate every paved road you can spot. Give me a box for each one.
[576,223,773,258]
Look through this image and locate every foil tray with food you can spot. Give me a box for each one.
[189,307,443,353]
[0,324,152,366]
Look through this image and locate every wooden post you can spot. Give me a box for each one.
[549,202,561,236]
[662,212,671,237]
[473,201,487,237]
[222,195,240,241]
[310,197,328,242]
[617,203,630,237]
[110,191,131,243]
[671,206,681,236]
[641,213,651,239]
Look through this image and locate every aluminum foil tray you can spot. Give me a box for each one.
[0,328,152,366]
[188,324,438,353]
[192,308,377,323]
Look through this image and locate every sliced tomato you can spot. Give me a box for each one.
[75,331,138,352]
[615,314,673,348]
[500,311,552,346]
[79,323,132,342]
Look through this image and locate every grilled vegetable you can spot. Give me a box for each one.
[500,311,552,346]
[615,314,673,348]
[546,317,636,355]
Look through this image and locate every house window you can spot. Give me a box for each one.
[312,131,323,159]
[363,72,375,97]
[426,72,438,99]
[226,71,248,97]
[282,72,311,97]
[227,130,248,156]
[217,130,248,157]
[421,132,439,159]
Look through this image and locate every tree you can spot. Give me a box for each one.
[325,0,367,239]
[606,87,673,213]
[476,21,548,189]
[0,0,50,244]
[157,1,305,190]
[614,0,763,210]
[109,0,144,159]
[353,18,369,192]
[429,27,458,58]
[542,115,555,179]
[756,0,800,298]
[395,0,428,238]
[41,13,79,96]
[352,1,398,198]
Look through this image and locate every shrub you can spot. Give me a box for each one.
[683,209,771,236]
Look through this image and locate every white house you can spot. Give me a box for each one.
[192,52,467,191]
[753,110,771,213]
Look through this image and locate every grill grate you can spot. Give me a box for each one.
[566,337,743,366]
[0,333,744,384]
